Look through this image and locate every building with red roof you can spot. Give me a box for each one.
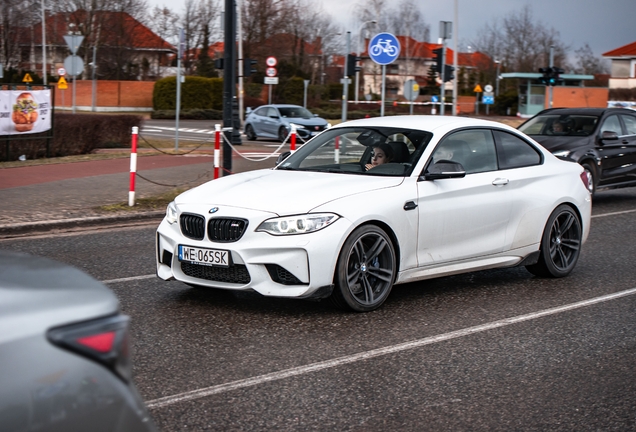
[602,41,636,89]
[14,10,175,81]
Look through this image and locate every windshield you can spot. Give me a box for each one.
[275,127,432,177]
[519,114,600,137]
[278,107,314,118]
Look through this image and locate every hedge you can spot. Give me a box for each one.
[153,76,223,111]
[1,113,143,161]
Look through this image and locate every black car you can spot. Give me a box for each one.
[518,107,636,195]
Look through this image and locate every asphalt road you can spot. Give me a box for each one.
[2,188,636,431]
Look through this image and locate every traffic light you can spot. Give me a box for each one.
[244,58,257,77]
[346,54,361,77]
[214,58,224,69]
[538,66,564,86]
[443,64,455,82]
[432,47,443,73]
[551,67,564,85]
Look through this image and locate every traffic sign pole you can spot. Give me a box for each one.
[368,32,401,117]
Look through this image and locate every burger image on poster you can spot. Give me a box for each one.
[12,92,38,132]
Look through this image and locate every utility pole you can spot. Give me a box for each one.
[222,0,237,175]
[341,31,351,123]
[549,45,554,108]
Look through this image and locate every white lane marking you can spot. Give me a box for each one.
[103,274,156,284]
[145,287,636,410]
[592,209,636,218]
[141,129,164,133]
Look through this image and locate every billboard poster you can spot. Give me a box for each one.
[0,89,52,135]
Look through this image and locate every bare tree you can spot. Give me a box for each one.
[0,0,34,70]
[146,6,180,46]
[471,5,568,73]
[574,43,608,75]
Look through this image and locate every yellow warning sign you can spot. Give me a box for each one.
[22,73,33,83]
[473,84,483,93]
[57,76,68,90]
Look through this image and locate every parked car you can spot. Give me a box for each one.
[518,107,636,195]
[0,250,156,432]
[244,104,329,142]
[156,115,592,312]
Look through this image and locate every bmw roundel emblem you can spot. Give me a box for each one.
[209,207,219,213]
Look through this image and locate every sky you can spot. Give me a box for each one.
[146,0,635,60]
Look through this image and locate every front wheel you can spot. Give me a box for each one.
[278,126,289,143]
[526,204,582,278]
[245,124,257,141]
[330,225,396,312]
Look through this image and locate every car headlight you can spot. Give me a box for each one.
[257,213,339,235]
[552,150,571,158]
[166,201,178,224]
[327,122,332,128]
[289,123,305,131]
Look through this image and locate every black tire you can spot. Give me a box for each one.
[245,124,257,141]
[279,126,289,143]
[330,225,396,312]
[580,162,596,196]
[526,204,582,278]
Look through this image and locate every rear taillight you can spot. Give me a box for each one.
[580,171,591,191]
[47,314,132,382]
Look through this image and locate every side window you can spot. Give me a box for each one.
[600,115,623,135]
[431,129,497,174]
[267,107,279,118]
[620,115,636,135]
[494,130,542,169]
[254,107,267,117]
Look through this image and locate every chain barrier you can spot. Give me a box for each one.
[128,125,304,203]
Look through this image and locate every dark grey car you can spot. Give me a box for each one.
[0,250,156,432]
[244,104,329,142]
[518,107,636,195]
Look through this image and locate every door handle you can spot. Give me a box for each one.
[492,178,509,186]
[403,201,418,211]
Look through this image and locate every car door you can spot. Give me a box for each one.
[596,113,632,185]
[618,113,636,182]
[262,107,281,137]
[250,107,269,136]
[416,128,512,266]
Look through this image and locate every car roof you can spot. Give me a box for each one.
[534,107,636,116]
[333,115,520,136]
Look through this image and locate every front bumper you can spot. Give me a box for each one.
[156,206,351,298]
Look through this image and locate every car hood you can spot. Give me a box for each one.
[529,135,593,152]
[176,169,404,215]
[283,117,327,127]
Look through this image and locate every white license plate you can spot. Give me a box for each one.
[178,245,230,267]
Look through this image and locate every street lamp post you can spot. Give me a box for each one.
[354,19,376,104]
[495,60,501,96]
[320,31,341,85]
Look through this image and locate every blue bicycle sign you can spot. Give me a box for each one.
[368,32,400,65]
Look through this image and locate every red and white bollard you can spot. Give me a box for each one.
[128,126,138,207]
[214,124,221,179]
[334,136,340,164]
[290,124,297,153]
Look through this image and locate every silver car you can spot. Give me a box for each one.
[244,104,329,142]
[0,250,156,431]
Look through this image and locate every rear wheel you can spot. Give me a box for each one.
[245,124,257,141]
[330,225,396,312]
[581,162,596,196]
[526,204,582,278]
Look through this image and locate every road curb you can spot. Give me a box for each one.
[0,211,165,238]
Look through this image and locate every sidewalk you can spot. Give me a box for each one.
[0,147,278,238]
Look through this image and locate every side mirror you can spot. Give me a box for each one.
[423,161,466,180]
[599,130,619,145]
[276,151,291,165]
